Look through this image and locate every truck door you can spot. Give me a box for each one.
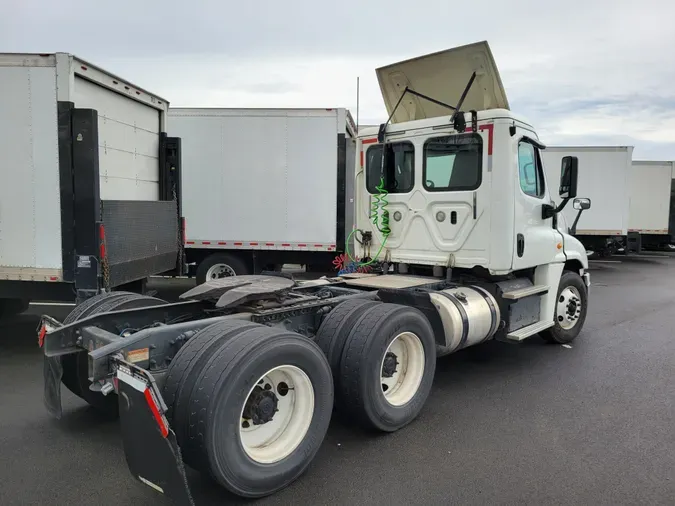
[512,137,562,269]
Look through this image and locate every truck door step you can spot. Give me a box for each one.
[502,284,549,300]
[506,320,555,341]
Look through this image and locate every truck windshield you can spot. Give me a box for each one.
[423,134,482,192]
[366,141,415,194]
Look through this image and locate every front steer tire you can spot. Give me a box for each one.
[196,253,250,285]
[175,324,333,498]
[338,303,436,432]
[540,270,588,344]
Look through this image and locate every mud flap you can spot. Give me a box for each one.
[115,360,195,506]
[43,355,64,419]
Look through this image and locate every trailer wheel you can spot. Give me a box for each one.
[540,270,588,344]
[0,298,30,318]
[196,253,249,285]
[182,325,333,498]
[338,303,436,432]
[61,293,167,416]
[315,299,380,394]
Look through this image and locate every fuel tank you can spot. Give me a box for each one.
[428,286,501,356]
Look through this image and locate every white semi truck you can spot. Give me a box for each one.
[167,107,357,282]
[0,53,185,317]
[39,41,591,502]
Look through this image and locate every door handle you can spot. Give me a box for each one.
[517,233,525,257]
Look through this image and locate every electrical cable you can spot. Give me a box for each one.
[345,176,391,267]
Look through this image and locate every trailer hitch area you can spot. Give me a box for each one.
[115,358,195,506]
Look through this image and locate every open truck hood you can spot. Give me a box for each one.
[376,41,509,124]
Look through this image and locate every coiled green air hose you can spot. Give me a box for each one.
[346,176,391,267]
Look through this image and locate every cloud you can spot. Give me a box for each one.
[3,0,674,159]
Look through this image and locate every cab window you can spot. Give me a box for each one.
[517,141,545,198]
[366,141,414,194]
[423,134,482,191]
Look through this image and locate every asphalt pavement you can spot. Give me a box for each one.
[1,258,674,505]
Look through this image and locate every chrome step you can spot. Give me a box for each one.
[502,284,549,300]
[506,320,555,341]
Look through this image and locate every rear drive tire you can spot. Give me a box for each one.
[0,298,30,318]
[540,270,588,344]
[60,292,167,416]
[162,319,260,447]
[315,299,380,395]
[181,325,333,498]
[338,303,436,432]
[196,253,250,285]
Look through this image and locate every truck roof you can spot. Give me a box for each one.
[0,52,170,106]
[357,108,534,139]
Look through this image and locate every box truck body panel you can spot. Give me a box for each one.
[73,76,162,200]
[627,161,672,234]
[0,53,182,301]
[0,63,63,279]
[541,146,632,236]
[170,108,352,252]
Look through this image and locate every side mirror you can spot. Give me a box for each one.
[559,156,578,199]
[573,197,591,210]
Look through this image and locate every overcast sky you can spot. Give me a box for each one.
[3,0,674,159]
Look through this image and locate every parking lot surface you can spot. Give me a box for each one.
[1,257,674,505]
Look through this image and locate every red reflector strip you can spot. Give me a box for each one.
[298,244,307,247]
[48,276,58,281]
[218,241,227,245]
[99,224,106,259]
[186,241,195,245]
[234,242,243,246]
[250,242,259,246]
[202,241,211,245]
[38,325,46,347]
[143,388,169,438]
[266,243,275,246]
[362,138,378,145]
[314,244,323,247]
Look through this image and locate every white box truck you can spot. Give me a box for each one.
[168,107,356,283]
[627,160,674,251]
[0,53,185,317]
[40,41,591,501]
[541,146,633,256]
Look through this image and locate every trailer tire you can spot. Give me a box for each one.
[162,319,260,435]
[183,325,333,498]
[315,299,380,395]
[338,303,436,432]
[61,293,167,416]
[196,253,250,285]
[540,271,588,344]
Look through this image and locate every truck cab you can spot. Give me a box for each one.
[353,41,590,345]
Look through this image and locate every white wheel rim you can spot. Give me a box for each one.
[556,286,582,330]
[380,332,425,406]
[206,263,236,280]
[239,365,314,464]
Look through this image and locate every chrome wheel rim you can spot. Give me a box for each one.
[557,286,582,330]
